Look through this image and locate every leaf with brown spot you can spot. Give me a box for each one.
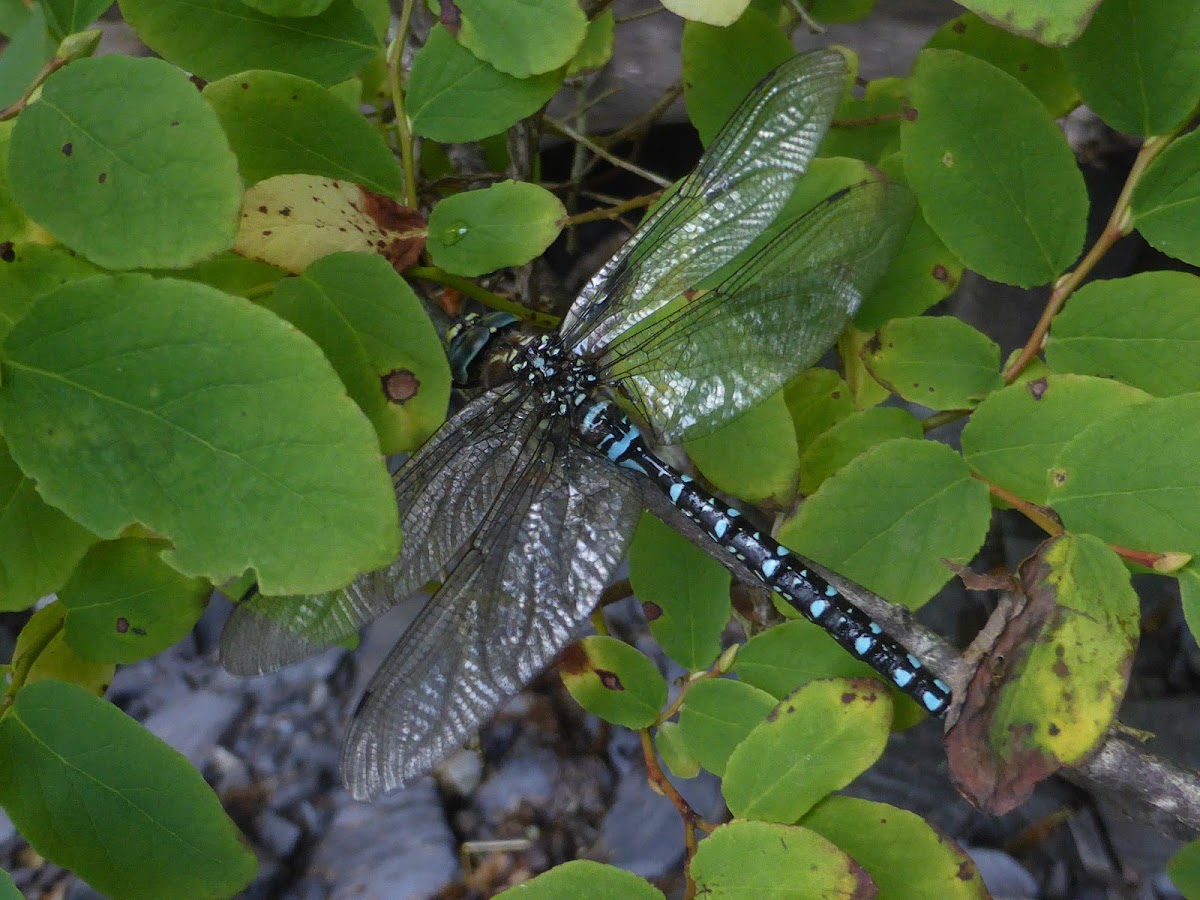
[945,532,1138,814]
[558,635,666,729]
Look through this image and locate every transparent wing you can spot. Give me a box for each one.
[601,179,915,443]
[342,434,642,799]
[561,48,848,357]
[220,383,542,675]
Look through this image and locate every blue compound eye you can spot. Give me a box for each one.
[446,311,519,386]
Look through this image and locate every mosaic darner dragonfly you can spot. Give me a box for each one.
[221,47,952,800]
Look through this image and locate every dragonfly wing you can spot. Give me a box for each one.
[561,48,848,357]
[220,384,542,675]
[602,179,914,443]
[342,435,642,799]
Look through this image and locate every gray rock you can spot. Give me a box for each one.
[143,689,243,768]
[966,846,1038,899]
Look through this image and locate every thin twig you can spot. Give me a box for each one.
[389,0,419,208]
[406,266,561,330]
[547,119,674,188]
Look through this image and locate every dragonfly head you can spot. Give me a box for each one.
[446,310,522,388]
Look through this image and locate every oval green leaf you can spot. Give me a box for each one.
[59,539,210,664]
[426,180,565,277]
[1050,393,1200,556]
[901,49,1087,287]
[945,533,1138,814]
[265,252,450,453]
[0,5,55,110]
[778,439,991,608]
[863,316,1003,410]
[962,374,1150,506]
[0,244,99,345]
[804,795,989,898]
[204,70,403,195]
[925,12,1078,116]
[119,0,377,85]
[783,368,854,460]
[821,75,903,165]
[950,0,1097,46]
[1062,0,1200,136]
[10,55,242,270]
[629,512,731,670]
[723,677,892,822]
[41,0,113,37]
[681,8,796,146]
[1045,272,1200,396]
[494,859,665,899]
[11,602,113,697]
[567,9,615,77]
[691,820,873,898]
[1168,840,1200,900]
[0,680,257,899]
[456,0,586,78]
[663,0,751,26]
[686,391,800,507]
[558,635,668,730]
[1130,129,1200,267]
[655,720,701,779]
[0,274,400,595]
[408,25,563,143]
[0,436,97,612]
[677,677,777,775]
[241,0,333,14]
[799,407,923,495]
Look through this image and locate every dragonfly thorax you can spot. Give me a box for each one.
[510,334,603,417]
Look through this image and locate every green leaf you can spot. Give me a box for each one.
[946,534,1138,814]
[925,12,1078,116]
[677,677,777,775]
[0,436,96,612]
[40,0,112,38]
[456,0,586,78]
[863,316,1003,410]
[264,252,450,453]
[10,602,112,696]
[0,274,400,595]
[681,7,796,145]
[853,198,963,330]
[950,0,1098,45]
[0,121,29,242]
[901,49,1087,287]
[10,56,242,270]
[0,868,18,899]
[1062,0,1200,136]
[0,680,257,899]
[807,0,874,23]
[0,4,55,110]
[1168,840,1200,900]
[799,407,923,495]
[779,439,991,608]
[655,720,701,779]
[241,0,334,14]
[0,242,98,346]
[118,0,377,85]
[426,180,565,277]
[204,70,403,195]
[629,512,730,670]
[663,0,751,26]
[494,859,665,899]
[233,174,426,274]
[1049,393,1200,556]
[804,795,989,898]
[1130,129,1200,266]
[820,74,902,165]
[783,368,854,459]
[567,9,614,76]
[962,374,1150,506]
[723,677,891,822]
[59,539,210,665]
[691,820,872,897]
[152,252,287,300]
[1045,273,1200,395]
[558,635,668,729]
[686,391,799,507]
[408,25,563,143]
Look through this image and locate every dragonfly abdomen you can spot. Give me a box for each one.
[575,398,952,718]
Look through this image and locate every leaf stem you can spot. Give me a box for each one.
[547,118,674,189]
[406,266,561,330]
[389,0,420,208]
[560,191,661,226]
[1002,132,1176,383]
[638,727,708,900]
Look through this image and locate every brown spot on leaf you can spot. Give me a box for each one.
[1053,658,1070,678]
[1027,377,1048,400]
[440,0,462,31]
[932,263,949,281]
[241,82,250,90]
[1019,62,1030,72]
[98,172,107,184]
[116,617,129,634]
[279,207,292,217]
[258,205,268,214]
[1051,469,1067,486]
[953,20,966,33]
[61,142,73,156]
[956,860,975,881]
[842,691,858,705]
[132,625,146,636]
[558,643,587,676]
[381,369,420,403]
[642,601,663,622]
[0,242,14,263]
[261,230,272,236]
[170,121,179,127]
[1048,722,1060,736]
[598,669,624,691]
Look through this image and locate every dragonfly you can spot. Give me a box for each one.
[221,47,952,801]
